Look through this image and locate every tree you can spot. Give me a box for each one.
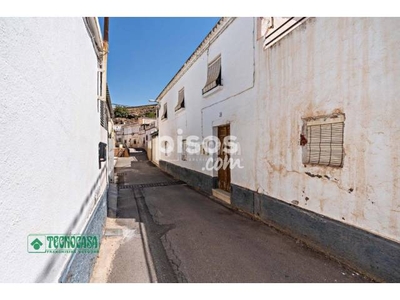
[145,111,156,118]
[114,105,129,118]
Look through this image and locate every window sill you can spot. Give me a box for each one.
[175,107,186,115]
[202,85,223,98]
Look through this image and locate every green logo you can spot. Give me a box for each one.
[28,234,99,254]
[31,238,43,250]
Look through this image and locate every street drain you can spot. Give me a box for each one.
[118,180,185,189]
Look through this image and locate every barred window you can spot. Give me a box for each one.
[161,102,168,120]
[100,100,107,129]
[202,55,222,94]
[175,88,185,111]
[302,114,345,167]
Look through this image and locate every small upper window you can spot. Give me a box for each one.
[202,55,222,94]
[175,88,185,111]
[161,102,168,120]
[301,114,345,167]
[97,65,103,99]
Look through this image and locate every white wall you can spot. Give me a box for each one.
[254,17,400,243]
[158,18,256,181]
[0,18,108,282]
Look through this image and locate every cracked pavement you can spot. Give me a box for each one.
[92,150,371,283]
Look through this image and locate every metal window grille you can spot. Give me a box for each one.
[302,115,344,167]
[202,55,222,94]
[100,100,107,129]
[161,103,168,120]
[175,88,185,111]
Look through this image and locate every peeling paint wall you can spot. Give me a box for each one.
[0,18,108,282]
[255,17,400,243]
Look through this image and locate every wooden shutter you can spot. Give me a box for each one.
[175,88,185,111]
[303,115,344,167]
[202,55,221,94]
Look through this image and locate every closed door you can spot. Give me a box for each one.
[218,125,231,192]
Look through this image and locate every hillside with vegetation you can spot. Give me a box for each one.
[113,104,157,124]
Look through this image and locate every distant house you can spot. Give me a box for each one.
[0,18,113,282]
[115,116,157,150]
[155,17,400,282]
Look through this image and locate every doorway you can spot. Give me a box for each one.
[217,124,231,192]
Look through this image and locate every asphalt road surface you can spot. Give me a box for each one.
[112,150,371,283]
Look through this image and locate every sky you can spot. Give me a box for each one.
[99,17,220,107]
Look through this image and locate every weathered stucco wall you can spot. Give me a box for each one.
[157,17,400,245]
[0,18,108,282]
[255,17,400,243]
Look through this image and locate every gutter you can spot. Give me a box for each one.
[83,17,103,62]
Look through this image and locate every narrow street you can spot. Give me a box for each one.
[92,151,371,283]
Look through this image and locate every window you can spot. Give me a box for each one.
[133,139,136,144]
[164,141,168,157]
[302,114,345,167]
[98,142,107,169]
[100,100,107,129]
[97,66,103,99]
[263,17,308,49]
[175,88,185,111]
[161,102,168,120]
[181,140,187,161]
[202,55,222,94]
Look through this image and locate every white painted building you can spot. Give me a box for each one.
[0,18,113,282]
[115,117,157,149]
[156,17,400,282]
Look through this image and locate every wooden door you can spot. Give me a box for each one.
[218,125,231,192]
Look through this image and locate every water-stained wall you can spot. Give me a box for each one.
[157,17,400,245]
[254,17,400,243]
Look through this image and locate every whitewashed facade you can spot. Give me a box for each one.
[156,17,400,281]
[0,18,113,282]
